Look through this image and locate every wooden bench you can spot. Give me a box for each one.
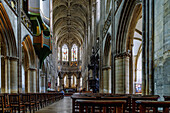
[137,101,170,113]
[71,93,131,113]
[71,95,96,113]
[77,100,126,113]
[164,96,170,101]
[132,95,159,113]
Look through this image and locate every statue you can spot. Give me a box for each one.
[88,47,99,93]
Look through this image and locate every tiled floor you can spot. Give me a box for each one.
[35,97,72,113]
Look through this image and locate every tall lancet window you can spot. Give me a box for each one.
[62,44,68,61]
[71,44,78,61]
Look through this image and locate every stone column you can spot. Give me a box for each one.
[60,78,63,90]
[99,0,105,93]
[51,76,54,89]
[149,0,154,95]
[115,53,130,94]
[27,68,36,93]
[1,57,5,93]
[102,67,112,93]
[1,56,10,93]
[102,66,111,93]
[115,56,124,94]
[123,55,130,94]
[5,57,10,93]
[142,0,146,95]
[17,0,22,93]
[41,74,46,93]
[129,44,134,94]
[10,57,18,93]
[111,0,116,94]
[146,0,150,95]
[77,78,80,91]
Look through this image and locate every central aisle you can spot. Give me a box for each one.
[36,97,72,113]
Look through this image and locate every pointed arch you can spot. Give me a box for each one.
[0,2,17,56]
[103,34,111,66]
[116,1,142,53]
[22,35,36,68]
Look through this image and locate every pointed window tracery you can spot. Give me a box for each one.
[71,44,78,61]
[62,44,68,61]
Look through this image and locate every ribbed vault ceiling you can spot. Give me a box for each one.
[53,0,88,46]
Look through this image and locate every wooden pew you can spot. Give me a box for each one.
[77,100,126,113]
[71,93,131,113]
[0,94,12,113]
[22,93,35,113]
[71,94,96,113]
[137,101,170,113]
[132,95,159,113]
[101,96,130,113]
[9,94,26,113]
[164,96,170,101]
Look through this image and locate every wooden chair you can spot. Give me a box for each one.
[0,94,12,113]
[22,93,35,113]
[9,93,26,113]
[30,93,40,111]
[36,93,44,109]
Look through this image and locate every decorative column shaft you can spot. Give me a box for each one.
[5,57,10,93]
[142,0,146,95]
[60,78,63,90]
[111,0,115,94]
[17,0,22,93]
[149,0,154,95]
[77,78,80,91]
[1,57,5,93]
[10,58,18,93]
[1,57,10,93]
[41,74,46,93]
[99,0,105,93]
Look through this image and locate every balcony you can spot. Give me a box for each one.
[33,31,52,67]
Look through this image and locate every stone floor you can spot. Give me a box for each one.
[35,97,72,113]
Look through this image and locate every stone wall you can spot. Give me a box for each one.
[154,0,170,99]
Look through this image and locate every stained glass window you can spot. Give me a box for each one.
[62,44,68,61]
[71,44,78,61]
[58,47,60,60]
